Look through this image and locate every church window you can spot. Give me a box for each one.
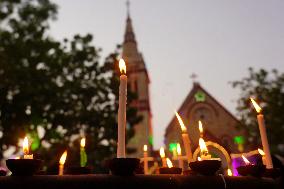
[194,91,206,102]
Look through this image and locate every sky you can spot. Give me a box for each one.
[50,0,284,149]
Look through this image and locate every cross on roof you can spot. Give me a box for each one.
[126,0,130,16]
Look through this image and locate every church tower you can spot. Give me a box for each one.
[122,2,153,157]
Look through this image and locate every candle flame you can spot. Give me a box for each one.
[250,98,262,113]
[80,137,86,148]
[242,155,251,165]
[227,169,233,176]
[177,143,182,156]
[197,157,201,161]
[199,138,208,153]
[59,151,67,165]
[198,120,203,134]
[23,136,29,155]
[119,59,126,74]
[175,111,187,132]
[15,156,20,159]
[166,158,173,168]
[258,148,265,156]
[143,144,147,152]
[159,147,165,158]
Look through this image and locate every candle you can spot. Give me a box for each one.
[59,150,67,176]
[177,143,184,169]
[198,120,203,138]
[199,138,211,160]
[250,98,273,169]
[117,59,127,158]
[159,147,167,167]
[23,136,33,159]
[241,155,251,165]
[175,111,193,162]
[80,137,87,167]
[258,148,266,166]
[166,158,173,168]
[143,145,148,174]
[227,168,233,176]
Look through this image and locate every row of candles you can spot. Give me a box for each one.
[20,136,87,175]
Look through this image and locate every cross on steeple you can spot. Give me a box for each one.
[126,0,130,17]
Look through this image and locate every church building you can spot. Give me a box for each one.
[121,7,153,158]
[165,82,251,160]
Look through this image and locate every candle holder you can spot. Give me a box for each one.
[159,167,182,174]
[108,158,140,176]
[237,164,265,177]
[188,160,221,176]
[65,166,92,175]
[0,168,7,176]
[6,159,42,176]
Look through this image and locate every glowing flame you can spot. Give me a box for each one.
[80,137,86,148]
[175,111,187,132]
[23,136,29,155]
[177,143,182,156]
[242,155,251,165]
[166,158,173,168]
[143,145,147,152]
[119,59,126,74]
[198,120,203,134]
[227,169,233,176]
[59,151,67,165]
[250,98,262,113]
[258,148,265,156]
[159,147,165,158]
[197,157,201,161]
[15,156,20,159]
[199,138,208,153]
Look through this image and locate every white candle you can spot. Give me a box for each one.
[117,59,127,158]
[160,147,167,167]
[177,143,184,169]
[143,145,148,174]
[175,111,193,162]
[59,150,67,176]
[250,98,273,169]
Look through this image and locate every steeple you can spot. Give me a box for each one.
[122,0,138,57]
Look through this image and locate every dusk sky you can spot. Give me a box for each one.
[50,0,284,149]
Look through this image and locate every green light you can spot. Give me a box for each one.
[169,143,178,152]
[234,136,245,144]
[148,135,153,146]
[194,91,206,102]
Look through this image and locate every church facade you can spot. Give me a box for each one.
[121,12,153,158]
[165,82,250,158]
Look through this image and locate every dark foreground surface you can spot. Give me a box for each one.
[0,175,282,189]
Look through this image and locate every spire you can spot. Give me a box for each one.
[123,0,137,45]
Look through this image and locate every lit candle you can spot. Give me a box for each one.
[258,148,266,166]
[166,158,173,168]
[198,120,203,138]
[177,143,184,169]
[159,147,167,167]
[175,111,193,162]
[227,168,233,176]
[23,136,33,159]
[117,59,127,158]
[250,98,273,169]
[59,150,67,176]
[143,145,148,174]
[80,137,87,167]
[199,138,211,160]
[242,155,251,165]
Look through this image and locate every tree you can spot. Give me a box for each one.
[0,0,141,173]
[232,68,284,155]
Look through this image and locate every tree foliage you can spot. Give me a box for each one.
[232,68,284,155]
[0,0,141,173]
